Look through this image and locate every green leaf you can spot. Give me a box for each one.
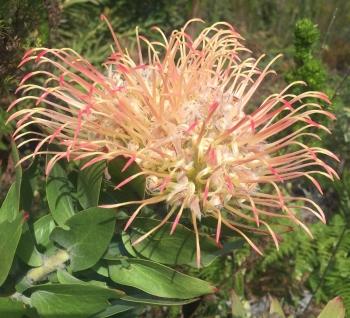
[57,269,107,288]
[107,156,145,201]
[121,294,198,306]
[269,296,286,318]
[93,264,109,277]
[30,284,123,318]
[33,215,56,249]
[109,258,215,299]
[50,207,116,271]
[103,240,132,260]
[17,223,43,267]
[0,213,23,286]
[0,184,18,223]
[0,297,27,318]
[77,160,105,209]
[318,297,345,318]
[0,144,22,223]
[46,162,76,226]
[20,160,38,213]
[122,218,241,267]
[56,269,84,285]
[91,300,135,318]
[231,290,247,318]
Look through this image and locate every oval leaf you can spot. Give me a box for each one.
[46,162,76,226]
[269,296,285,318]
[231,290,247,318]
[30,284,123,318]
[77,160,105,209]
[33,215,56,249]
[20,160,38,213]
[0,297,27,318]
[17,223,43,267]
[121,294,198,306]
[318,297,345,318]
[57,269,108,289]
[123,218,241,267]
[0,213,23,286]
[91,300,135,318]
[109,258,215,299]
[50,207,116,271]
[0,143,21,223]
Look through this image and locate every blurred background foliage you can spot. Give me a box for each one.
[0,0,349,317]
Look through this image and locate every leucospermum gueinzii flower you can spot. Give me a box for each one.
[9,18,338,266]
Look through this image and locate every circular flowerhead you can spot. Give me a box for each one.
[8,18,338,267]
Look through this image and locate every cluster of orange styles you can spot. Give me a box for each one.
[8,17,338,267]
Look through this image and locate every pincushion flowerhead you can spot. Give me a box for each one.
[8,17,338,267]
